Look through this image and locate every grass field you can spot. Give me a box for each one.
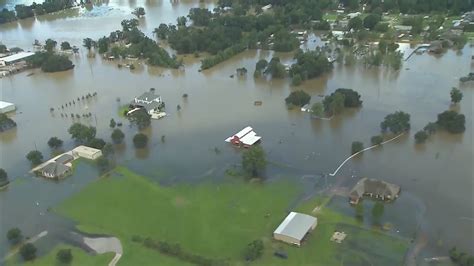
[6,245,114,266]
[54,167,410,265]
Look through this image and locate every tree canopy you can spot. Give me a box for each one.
[290,49,333,82]
[243,240,264,261]
[351,141,364,155]
[26,150,43,166]
[20,243,37,261]
[6,228,22,244]
[47,137,63,149]
[437,110,465,133]
[285,90,311,107]
[381,111,411,134]
[323,92,345,115]
[130,109,151,129]
[68,123,97,144]
[450,87,463,104]
[56,249,73,264]
[111,128,125,144]
[414,130,428,144]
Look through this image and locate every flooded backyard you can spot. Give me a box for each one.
[0,0,473,264]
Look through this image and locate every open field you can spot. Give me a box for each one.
[5,245,114,266]
[55,167,410,265]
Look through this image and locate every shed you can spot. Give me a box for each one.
[40,162,71,179]
[273,212,317,246]
[72,145,103,160]
[0,101,16,114]
[55,153,74,164]
[0,52,35,66]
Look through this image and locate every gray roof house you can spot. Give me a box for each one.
[131,92,164,112]
[349,178,401,204]
[273,212,318,246]
[40,162,71,179]
[55,154,74,165]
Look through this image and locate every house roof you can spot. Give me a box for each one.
[135,92,160,102]
[0,101,14,109]
[274,212,317,241]
[41,162,70,176]
[55,154,74,164]
[350,178,400,199]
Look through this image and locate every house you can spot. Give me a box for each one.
[0,52,35,66]
[55,153,74,165]
[0,101,16,114]
[225,126,262,148]
[72,145,102,160]
[347,12,361,19]
[261,4,272,12]
[40,162,71,179]
[130,92,165,113]
[349,178,401,204]
[273,212,317,246]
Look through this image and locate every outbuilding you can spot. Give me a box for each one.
[0,52,35,66]
[273,212,318,246]
[72,145,103,160]
[0,101,16,114]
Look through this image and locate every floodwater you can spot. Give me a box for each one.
[1,0,473,263]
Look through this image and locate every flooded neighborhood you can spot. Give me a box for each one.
[0,0,473,265]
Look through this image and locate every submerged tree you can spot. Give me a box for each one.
[450,87,463,104]
[414,130,428,144]
[20,243,37,261]
[380,111,410,134]
[133,133,148,148]
[26,150,43,166]
[111,129,125,144]
[6,228,22,245]
[242,146,266,178]
[285,90,311,107]
[56,249,73,264]
[47,137,63,149]
[351,141,364,155]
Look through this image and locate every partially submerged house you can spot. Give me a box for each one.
[349,178,401,204]
[225,126,262,148]
[128,91,166,119]
[40,162,71,179]
[273,212,318,246]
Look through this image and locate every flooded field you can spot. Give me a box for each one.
[0,0,473,263]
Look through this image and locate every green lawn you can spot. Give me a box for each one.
[55,167,410,265]
[6,245,114,266]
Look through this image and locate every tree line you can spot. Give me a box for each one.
[0,0,75,24]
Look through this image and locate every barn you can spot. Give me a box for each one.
[273,212,317,246]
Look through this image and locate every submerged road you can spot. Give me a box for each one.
[329,133,405,176]
[2,231,48,262]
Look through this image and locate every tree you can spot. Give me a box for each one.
[334,88,362,107]
[132,7,145,18]
[109,118,116,128]
[44,38,57,52]
[188,8,212,26]
[47,137,63,149]
[97,156,111,173]
[291,74,302,86]
[348,17,363,31]
[285,90,311,107]
[154,24,170,39]
[264,57,286,78]
[56,249,73,264]
[424,122,437,135]
[40,54,74,72]
[111,128,125,144]
[6,228,22,244]
[242,146,266,177]
[351,141,364,155]
[414,130,428,144]
[363,14,381,30]
[83,38,94,50]
[311,102,324,117]
[20,243,37,261]
[381,111,410,134]
[97,36,109,54]
[323,92,345,115]
[133,133,148,148]
[68,123,96,143]
[371,135,384,145]
[130,109,151,129]
[243,240,264,261]
[60,41,71,50]
[87,138,106,149]
[177,16,187,27]
[450,87,463,104]
[26,150,43,166]
[437,111,465,133]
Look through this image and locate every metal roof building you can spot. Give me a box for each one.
[0,52,35,66]
[273,212,317,246]
[0,101,15,114]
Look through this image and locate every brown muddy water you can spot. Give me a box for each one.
[0,1,473,263]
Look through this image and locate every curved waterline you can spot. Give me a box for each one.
[329,133,405,177]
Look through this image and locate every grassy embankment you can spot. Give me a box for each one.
[48,166,409,265]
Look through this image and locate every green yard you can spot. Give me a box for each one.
[54,167,410,265]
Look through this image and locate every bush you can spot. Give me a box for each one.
[6,228,22,244]
[285,90,311,107]
[242,146,266,178]
[56,249,73,264]
[243,240,264,261]
[133,133,148,148]
[414,130,428,144]
[370,135,383,145]
[351,141,364,155]
[20,243,37,261]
